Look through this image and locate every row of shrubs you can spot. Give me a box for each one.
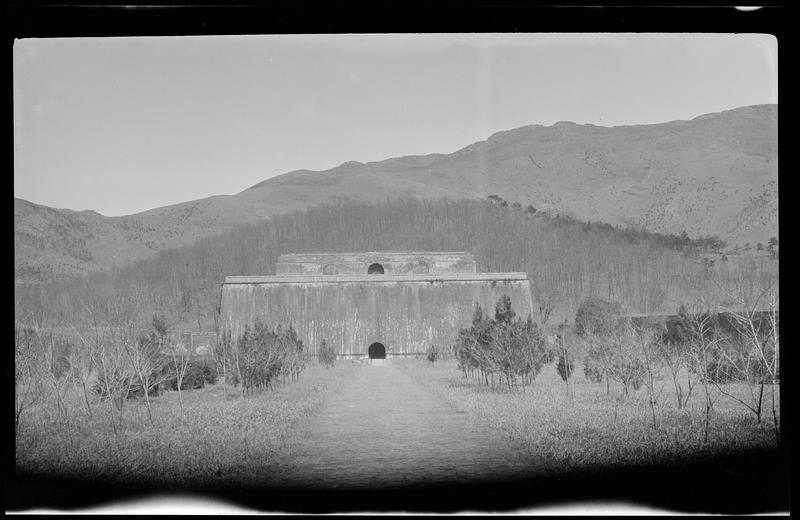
[216,320,307,394]
[447,295,777,394]
[94,292,775,403]
[452,296,552,388]
[90,315,219,403]
[93,356,218,400]
[578,298,777,389]
[89,317,310,403]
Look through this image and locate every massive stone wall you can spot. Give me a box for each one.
[275,252,477,276]
[221,275,533,357]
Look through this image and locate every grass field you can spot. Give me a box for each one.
[16,357,780,485]
[396,358,780,476]
[12,356,786,513]
[15,363,358,488]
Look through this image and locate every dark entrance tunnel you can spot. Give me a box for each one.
[368,342,386,359]
[367,263,385,274]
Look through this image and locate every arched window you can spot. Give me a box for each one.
[367,263,385,274]
[412,261,430,274]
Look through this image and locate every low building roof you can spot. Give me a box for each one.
[223,272,529,284]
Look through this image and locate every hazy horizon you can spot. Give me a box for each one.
[14,33,777,217]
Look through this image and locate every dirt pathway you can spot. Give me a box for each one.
[277,362,532,489]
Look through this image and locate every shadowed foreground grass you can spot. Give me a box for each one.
[15,363,357,488]
[396,358,780,476]
[11,359,787,513]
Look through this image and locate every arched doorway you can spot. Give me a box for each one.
[367,263,385,274]
[368,342,386,359]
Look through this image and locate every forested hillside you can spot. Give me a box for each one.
[16,198,777,334]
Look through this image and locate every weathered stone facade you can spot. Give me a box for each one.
[220,252,533,358]
[275,252,478,276]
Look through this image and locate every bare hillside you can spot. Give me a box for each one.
[238,104,776,244]
[14,104,777,284]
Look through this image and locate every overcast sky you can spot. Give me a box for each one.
[14,33,777,217]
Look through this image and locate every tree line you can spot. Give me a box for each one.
[15,197,778,335]
[449,290,779,443]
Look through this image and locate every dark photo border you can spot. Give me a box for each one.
[6,4,789,514]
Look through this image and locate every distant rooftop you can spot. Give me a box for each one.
[276,251,478,276]
[278,251,473,257]
[224,272,528,285]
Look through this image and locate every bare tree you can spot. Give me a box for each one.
[40,330,73,422]
[69,319,101,419]
[658,308,695,410]
[124,322,168,427]
[318,338,337,369]
[715,277,779,441]
[683,311,723,444]
[637,325,661,429]
[14,322,48,432]
[661,337,694,411]
[15,301,74,424]
[555,320,575,405]
[167,326,192,415]
[86,293,139,435]
[605,325,646,399]
[213,329,232,391]
[576,298,625,397]
[530,272,561,328]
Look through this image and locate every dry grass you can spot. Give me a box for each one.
[16,355,780,489]
[15,363,358,488]
[397,359,779,476]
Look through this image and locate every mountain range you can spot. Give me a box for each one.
[14,104,778,284]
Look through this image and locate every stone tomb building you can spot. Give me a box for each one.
[220,252,533,360]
